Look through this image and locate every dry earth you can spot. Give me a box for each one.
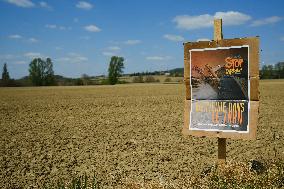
[0,81,283,188]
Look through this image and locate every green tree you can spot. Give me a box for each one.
[275,62,284,79]
[81,74,90,85]
[261,65,272,79]
[108,56,124,85]
[44,58,55,85]
[29,58,55,86]
[1,63,10,86]
[29,58,43,86]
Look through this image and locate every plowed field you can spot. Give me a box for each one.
[0,81,283,188]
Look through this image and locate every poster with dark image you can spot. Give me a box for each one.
[190,46,249,132]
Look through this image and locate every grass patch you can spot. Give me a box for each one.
[188,159,284,189]
[43,159,284,188]
[43,174,100,189]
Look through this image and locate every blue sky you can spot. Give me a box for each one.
[1,0,284,79]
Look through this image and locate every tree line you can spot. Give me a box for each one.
[0,56,124,87]
[130,68,183,77]
[260,62,284,79]
[1,60,284,87]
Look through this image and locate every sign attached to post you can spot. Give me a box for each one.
[190,45,249,132]
[183,38,259,140]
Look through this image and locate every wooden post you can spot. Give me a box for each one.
[218,138,226,162]
[214,19,223,41]
[214,19,226,163]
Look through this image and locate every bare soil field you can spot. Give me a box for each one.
[0,81,283,188]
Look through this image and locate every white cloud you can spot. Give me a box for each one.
[45,24,71,30]
[197,38,210,42]
[107,46,120,51]
[68,53,80,56]
[59,26,71,30]
[39,1,52,10]
[8,35,39,43]
[14,60,26,64]
[24,52,43,59]
[102,52,115,56]
[8,34,22,39]
[84,25,101,32]
[28,37,38,43]
[73,56,88,62]
[57,53,88,63]
[102,51,123,57]
[146,56,172,61]
[55,46,63,50]
[163,34,184,42]
[251,16,282,27]
[74,18,79,23]
[80,36,91,40]
[76,1,93,10]
[173,14,213,30]
[5,0,34,8]
[0,54,16,60]
[45,24,57,29]
[124,40,141,45]
[57,57,70,62]
[214,11,251,25]
[173,11,251,30]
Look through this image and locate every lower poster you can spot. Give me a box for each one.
[190,100,249,132]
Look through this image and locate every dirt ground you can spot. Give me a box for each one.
[0,81,283,188]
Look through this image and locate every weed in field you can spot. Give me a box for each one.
[44,174,100,189]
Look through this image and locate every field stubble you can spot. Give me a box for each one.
[0,81,283,188]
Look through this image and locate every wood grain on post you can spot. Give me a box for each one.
[214,19,223,41]
[184,42,191,100]
[214,19,226,163]
[218,138,226,160]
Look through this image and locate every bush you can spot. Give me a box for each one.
[190,160,284,188]
[74,78,84,86]
[144,76,157,83]
[100,79,110,85]
[164,77,172,82]
[117,80,129,84]
[132,76,144,83]
[0,79,23,87]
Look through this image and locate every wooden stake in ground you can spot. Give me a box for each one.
[214,19,226,163]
